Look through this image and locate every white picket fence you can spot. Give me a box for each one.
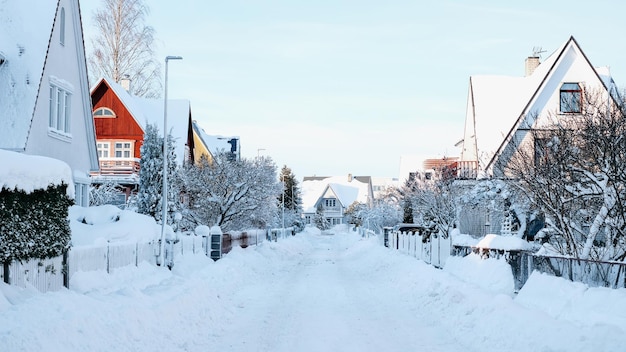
[2,235,207,293]
[388,230,451,268]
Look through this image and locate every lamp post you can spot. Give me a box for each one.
[159,55,182,266]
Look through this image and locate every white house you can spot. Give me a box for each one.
[301,175,374,227]
[0,0,99,206]
[459,36,617,179]
[456,36,619,236]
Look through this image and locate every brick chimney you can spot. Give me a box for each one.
[525,56,540,76]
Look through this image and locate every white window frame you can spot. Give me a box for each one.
[60,7,66,46]
[114,141,133,159]
[97,142,110,158]
[93,107,116,118]
[48,77,72,140]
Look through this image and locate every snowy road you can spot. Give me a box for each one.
[220,233,460,352]
[1,226,625,351]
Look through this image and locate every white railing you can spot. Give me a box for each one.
[388,230,451,268]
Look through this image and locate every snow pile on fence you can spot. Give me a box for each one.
[0,149,73,196]
[69,205,160,247]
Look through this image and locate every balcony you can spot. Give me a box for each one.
[97,158,140,175]
[456,160,478,179]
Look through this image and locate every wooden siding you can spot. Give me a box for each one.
[91,82,144,158]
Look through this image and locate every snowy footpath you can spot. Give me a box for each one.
[1,226,625,351]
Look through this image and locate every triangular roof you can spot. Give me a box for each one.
[461,36,618,175]
[191,121,239,161]
[91,77,192,164]
[301,175,371,213]
[0,1,59,150]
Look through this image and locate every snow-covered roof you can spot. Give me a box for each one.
[94,77,191,164]
[192,121,239,159]
[0,149,73,197]
[0,1,58,150]
[301,176,371,213]
[462,36,616,172]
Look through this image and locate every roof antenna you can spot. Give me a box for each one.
[532,46,546,58]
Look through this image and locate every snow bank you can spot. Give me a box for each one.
[69,205,160,247]
[516,271,626,328]
[0,149,74,196]
[444,253,515,294]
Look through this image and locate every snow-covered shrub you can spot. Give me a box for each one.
[0,184,73,262]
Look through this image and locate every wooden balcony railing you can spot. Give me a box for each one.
[455,160,478,179]
[97,158,140,175]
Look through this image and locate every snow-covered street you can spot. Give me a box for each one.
[2,226,625,351]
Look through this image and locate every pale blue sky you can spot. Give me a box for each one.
[81,0,626,179]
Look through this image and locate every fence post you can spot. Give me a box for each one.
[135,242,139,267]
[106,240,110,274]
[3,262,9,284]
[63,250,69,289]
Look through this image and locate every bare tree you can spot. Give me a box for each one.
[506,89,626,260]
[88,0,162,97]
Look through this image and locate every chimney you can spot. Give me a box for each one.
[348,173,353,182]
[525,56,540,77]
[120,74,131,91]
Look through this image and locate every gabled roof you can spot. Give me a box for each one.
[301,175,371,213]
[0,1,58,150]
[91,77,192,164]
[191,121,239,161]
[462,36,617,174]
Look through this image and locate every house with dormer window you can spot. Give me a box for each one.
[0,0,99,206]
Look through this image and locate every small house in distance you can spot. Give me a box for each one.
[301,175,374,227]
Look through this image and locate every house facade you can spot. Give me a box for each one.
[90,77,192,202]
[0,0,99,206]
[301,175,374,227]
[456,36,618,236]
[90,77,238,203]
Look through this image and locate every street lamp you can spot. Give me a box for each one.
[159,55,182,266]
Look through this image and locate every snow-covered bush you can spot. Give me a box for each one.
[0,184,73,262]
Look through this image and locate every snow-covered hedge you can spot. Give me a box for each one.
[0,184,73,262]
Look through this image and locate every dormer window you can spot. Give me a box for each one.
[93,107,116,118]
[560,82,582,113]
[60,7,66,46]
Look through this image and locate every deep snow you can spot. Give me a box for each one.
[1,225,625,351]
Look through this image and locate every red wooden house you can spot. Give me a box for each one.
[90,77,193,202]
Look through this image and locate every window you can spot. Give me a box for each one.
[93,107,116,118]
[97,142,110,158]
[114,142,133,158]
[49,83,72,134]
[560,82,582,113]
[534,137,552,167]
[60,7,65,45]
[325,199,336,207]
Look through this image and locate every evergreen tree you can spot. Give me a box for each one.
[135,123,180,225]
[277,165,303,229]
[313,203,330,230]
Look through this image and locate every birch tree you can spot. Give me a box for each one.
[88,0,161,97]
